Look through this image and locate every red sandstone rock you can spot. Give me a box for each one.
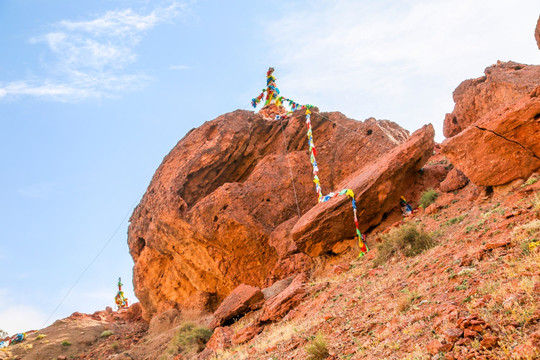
[427,339,444,355]
[536,15,540,50]
[440,168,469,193]
[442,86,540,186]
[463,329,479,339]
[259,272,308,322]
[210,284,264,329]
[443,61,540,138]
[483,239,511,251]
[128,109,410,319]
[480,334,499,349]
[197,327,233,359]
[444,328,464,343]
[125,302,144,322]
[291,125,434,256]
[231,323,264,345]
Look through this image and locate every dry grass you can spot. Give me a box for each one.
[165,322,212,357]
[396,289,421,313]
[512,219,540,254]
[305,332,329,360]
[419,189,438,208]
[375,223,435,265]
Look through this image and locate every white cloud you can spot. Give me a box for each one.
[59,3,184,37]
[169,64,190,70]
[17,183,57,199]
[265,0,540,140]
[0,289,47,335]
[0,2,185,101]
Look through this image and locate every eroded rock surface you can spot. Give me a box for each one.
[443,61,540,138]
[442,86,540,186]
[536,15,540,50]
[128,109,410,319]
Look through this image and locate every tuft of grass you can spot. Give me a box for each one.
[375,223,436,265]
[513,220,540,255]
[166,322,213,356]
[61,340,71,346]
[111,342,120,352]
[36,334,46,340]
[522,176,538,187]
[445,214,466,226]
[397,289,421,313]
[419,189,438,208]
[305,332,329,360]
[100,330,114,338]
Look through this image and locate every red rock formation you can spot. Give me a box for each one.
[440,168,469,193]
[536,15,540,50]
[291,124,435,257]
[128,109,410,319]
[443,61,540,138]
[209,284,264,329]
[259,272,308,322]
[442,86,540,186]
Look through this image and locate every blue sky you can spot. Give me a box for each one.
[1,0,539,334]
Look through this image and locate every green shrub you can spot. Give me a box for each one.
[61,340,72,346]
[100,330,114,338]
[305,332,329,360]
[445,214,466,226]
[419,189,438,208]
[167,322,213,355]
[375,223,435,265]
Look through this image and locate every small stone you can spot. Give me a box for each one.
[480,335,499,349]
[444,328,464,343]
[440,343,454,352]
[456,337,472,346]
[427,340,443,355]
[468,324,483,333]
[463,329,479,339]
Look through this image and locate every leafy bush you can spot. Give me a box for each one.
[305,332,329,360]
[375,223,435,265]
[167,322,213,355]
[419,189,438,208]
[61,340,72,346]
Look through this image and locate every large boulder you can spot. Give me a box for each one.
[443,61,540,138]
[291,124,435,256]
[128,109,410,319]
[442,86,540,186]
[536,15,540,50]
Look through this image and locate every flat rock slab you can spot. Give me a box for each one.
[291,124,434,257]
[210,284,264,329]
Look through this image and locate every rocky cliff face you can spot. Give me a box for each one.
[536,15,540,50]
[442,86,540,186]
[443,61,540,138]
[128,109,411,319]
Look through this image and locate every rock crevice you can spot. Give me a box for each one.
[473,125,540,161]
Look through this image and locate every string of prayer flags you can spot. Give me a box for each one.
[251,68,369,256]
[115,277,129,310]
[305,109,368,256]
